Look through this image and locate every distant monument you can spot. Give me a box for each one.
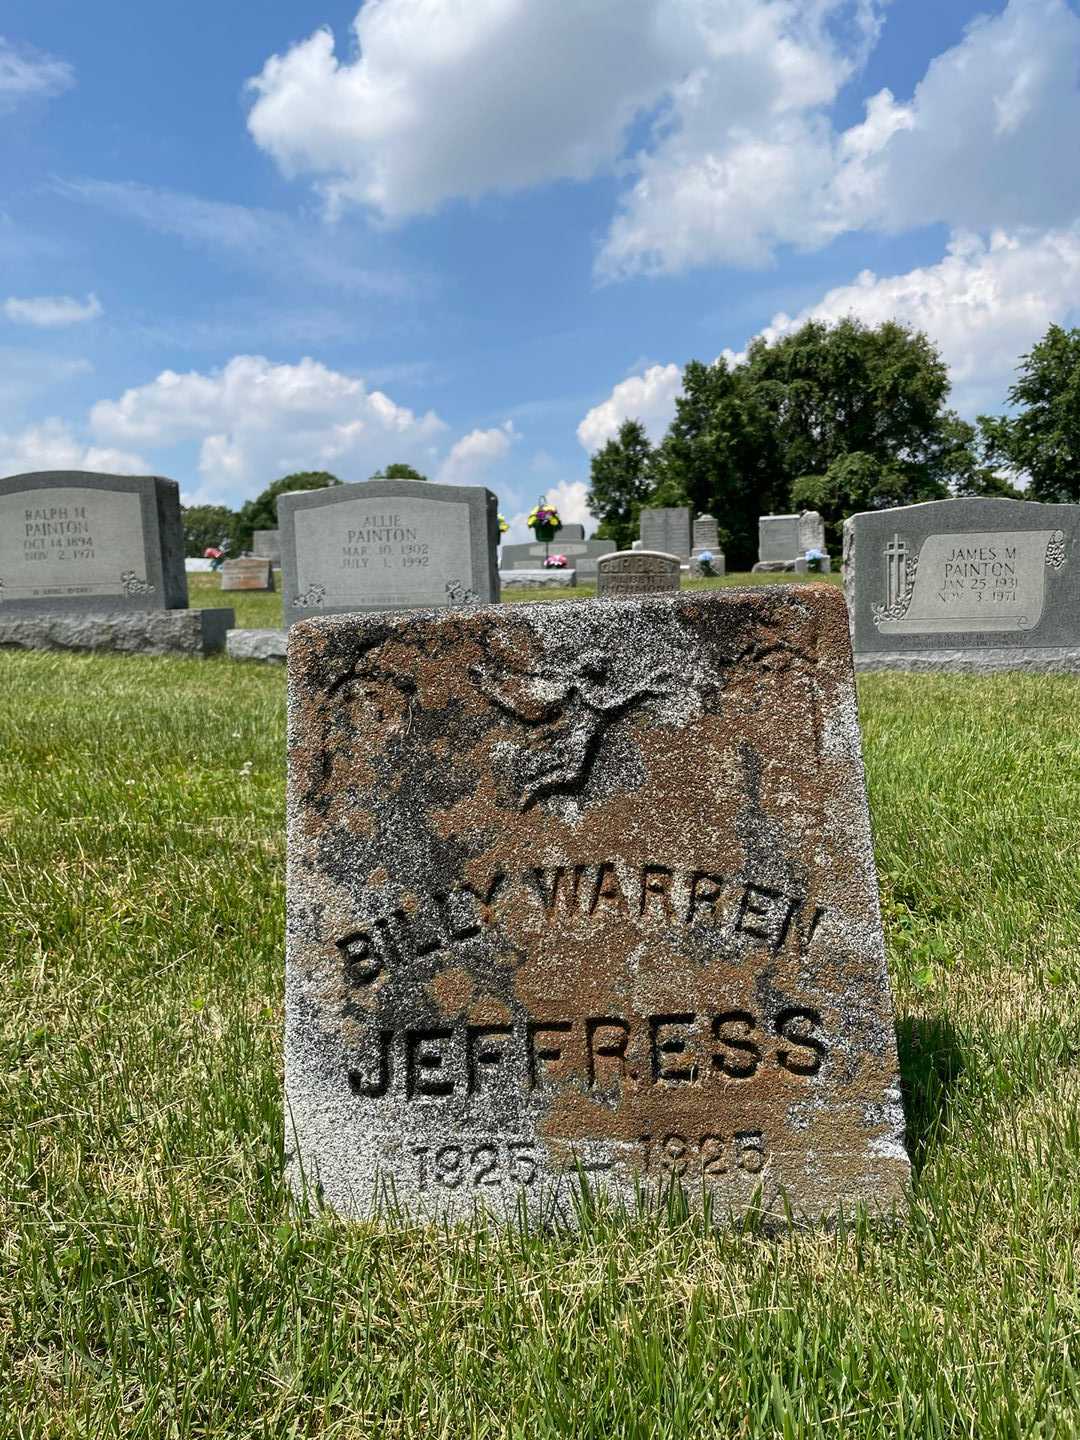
[754,512,828,572]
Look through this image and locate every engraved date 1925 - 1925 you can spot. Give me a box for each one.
[410,1132,768,1189]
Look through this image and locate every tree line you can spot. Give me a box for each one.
[587,319,1080,568]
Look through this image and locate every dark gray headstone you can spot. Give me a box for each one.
[285,587,909,1228]
[640,507,692,559]
[0,471,187,613]
[278,479,500,621]
[844,497,1080,668]
[596,550,680,597]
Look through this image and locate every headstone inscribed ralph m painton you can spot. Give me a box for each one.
[285,586,909,1228]
[596,549,680,597]
[221,556,274,591]
[844,497,1080,671]
[278,479,500,621]
[0,470,186,613]
[640,506,692,560]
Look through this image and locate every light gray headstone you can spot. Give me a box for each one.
[252,529,281,565]
[0,470,187,613]
[798,512,826,555]
[278,479,500,621]
[758,514,802,564]
[844,497,1080,669]
[559,523,586,541]
[596,550,680,597]
[640,507,692,559]
[693,515,720,551]
[285,587,910,1228]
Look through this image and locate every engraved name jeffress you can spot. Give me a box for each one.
[286,589,909,1224]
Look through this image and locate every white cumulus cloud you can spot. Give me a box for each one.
[89,354,447,505]
[436,420,518,484]
[0,37,73,112]
[0,419,145,481]
[748,226,1080,415]
[577,362,683,453]
[3,293,102,327]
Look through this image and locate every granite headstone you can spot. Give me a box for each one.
[278,479,500,621]
[596,549,680,597]
[844,497,1080,671]
[221,556,275,591]
[285,586,909,1227]
[640,507,692,560]
[252,529,281,566]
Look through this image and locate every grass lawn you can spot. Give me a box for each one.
[186,566,842,627]
[2,591,1079,1436]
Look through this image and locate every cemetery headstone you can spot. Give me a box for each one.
[221,556,275,591]
[501,539,615,574]
[844,496,1080,671]
[693,514,720,551]
[285,586,910,1227]
[640,506,692,560]
[0,470,231,655]
[278,478,500,621]
[559,524,586,541]
[596,549,680,597]
[252,529,281,566]
[756,512,827,571]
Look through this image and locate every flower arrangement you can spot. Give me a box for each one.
[498,514,509,538]
[695,548,716,577]
[527,496,562,542]
[803,547,828,574]
[204,545,226,572]
[544,554,567,569]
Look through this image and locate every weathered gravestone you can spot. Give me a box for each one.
[693,514,720,551]
[221,556,274,591]
[0,470,232,655]
[285,586,909,1226]
[596,550,680,597]
[278,478,500,621]
[640,506,692,560]
[252,529,281,566]
[844,496,1080,671]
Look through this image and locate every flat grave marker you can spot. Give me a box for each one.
[286,586,909,1227]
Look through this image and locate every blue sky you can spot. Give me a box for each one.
[2,0,1078,540]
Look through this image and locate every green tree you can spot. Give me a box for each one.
[180,503,238,557]
[369,463,428,481]
[647,358,783,568]
[978,325,1080,502]
[234,471,340,551]
[586,419,654,551]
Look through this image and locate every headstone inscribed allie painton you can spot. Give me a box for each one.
[286,587,909,1227]
[279,479,499,620]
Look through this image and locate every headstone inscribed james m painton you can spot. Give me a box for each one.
[221,556,274,591]
[640,506,692,560]
[0,470,186,613]
[285,587,909,1228]
[596,550,680,597]
[844,497,1080,671]
[278,479,500,621]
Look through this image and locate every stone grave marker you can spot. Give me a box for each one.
[0,470,232,655]
[693,514,720,551]
[285,586,909,1227]
[640,506,692,560]
[559,523,586,541]
[278,478,500,621]
[252,529,281,566]
[221,556,274,591]
[596,549,680,597]
[844,496,1080,671]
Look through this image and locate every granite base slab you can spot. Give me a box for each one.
[855,647,1080,674]
[499,569,577,588]
[227,628,288,663]
[0,608,233,657]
